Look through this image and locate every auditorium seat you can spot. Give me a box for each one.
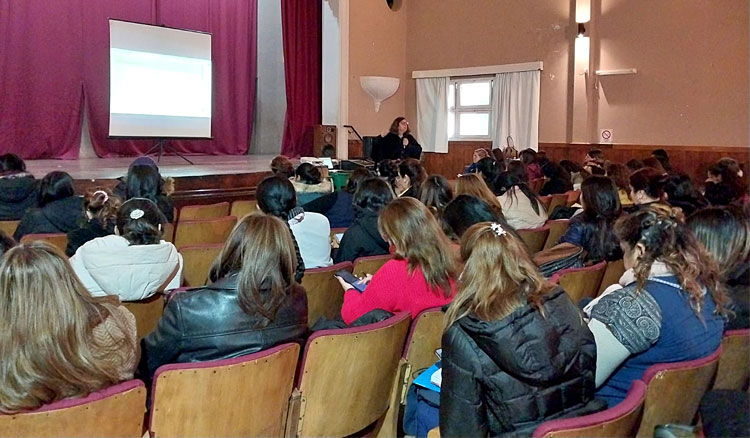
[636,346,722,437]
[20,233,68,253]
[546,193,569,215]
[287,312,411,437]
[149,343,299,437]
[538,195,552,212]
[352,254,392,277]
[565,189,581,206]
[174,216,237,248]
[517,225,550,254]
[230,199,258,219]
[529,178,545,195]
[300,261,353,326]
[532,380,646,438]
[0,220,20,238]
[543,219,570,250]
[549,261,607,303]
[713,329,750,391]
[178,202,230,221]
[598,259,626,295]
[179,243,223,287]
[122,294,165,340]
[162,222,175,243]
[0,380,146,438]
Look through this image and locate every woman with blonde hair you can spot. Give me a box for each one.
[337,197,457,325]
[0,242,137,413]
[439,222,600,436]
[454,173,503,217]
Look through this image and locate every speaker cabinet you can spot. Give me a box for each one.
[312,125,337,157]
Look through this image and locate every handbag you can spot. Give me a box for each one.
[533,242,584,278]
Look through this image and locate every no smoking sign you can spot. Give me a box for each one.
[600,129,613,144]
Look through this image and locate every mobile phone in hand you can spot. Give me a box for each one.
[335,270,367,292]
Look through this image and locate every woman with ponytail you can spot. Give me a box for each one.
[66,187,121,256]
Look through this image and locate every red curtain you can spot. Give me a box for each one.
[280,0,322,158]
[0,0,257,159]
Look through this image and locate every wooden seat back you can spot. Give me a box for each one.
[290,312,411,437]
[529,178,545,195]
[162,222,175,243]
[533,380,646,438]
[174,216,237,248]
[150,344,299,437]
[546,193,569,215]
[352,254,391,277]
[20,233,68,253]
[0,380,146,437]
[0,220,20,238]
[565,189,581,206]
[550,261,607,303]
[713,329,750,390]
[517,225,550,255]
[178,243,224,287]
[300,261,353,326]
[543,219,570,250]
[538,195,552,212]
[636,347,722,437]
[179,202,230,221]
[122,294,165,340]
[230,200,258,219]
[598,259,626,295]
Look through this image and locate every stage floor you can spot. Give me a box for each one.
[25,154,276,180]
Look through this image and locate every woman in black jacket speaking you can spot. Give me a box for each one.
[440,221,602,437]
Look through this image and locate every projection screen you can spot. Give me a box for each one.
[109,20,212,138]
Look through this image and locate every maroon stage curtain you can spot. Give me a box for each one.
[0,0,256,159]
[280,0,321,158]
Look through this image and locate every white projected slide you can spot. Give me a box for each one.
[109,20,212,138]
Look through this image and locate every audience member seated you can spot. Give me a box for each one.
[0,242,137,412]
[652,148,673,172]
[587,205,726,407]
[270,155,295,179]
[0,153,38,221]
[334,178,394,263]
[661,173,708,216]
[642,156,667,174]
[496,172,548,230]
[337,197,457,325]
[443,195,505,238]
[70,198,182,301]
[291,163,333,205]
[455,173,503,218]
[394,158,426,198]
[559,176,623,263]
[625,158,645,172]
[705,159,747,206]
[113,157,175,222]
[463,148,490,174]
[560,159,587,189]
[439,222,601,437]
[520,148,543,180]
[14,171,84,241]
[688,206,750,330]
[377,159,399,189]
[584,148,605,170]
[474,157,504,195]
[302,167,370,229]
[0,230,16,257]
[376,117,422,161]
[506,159,528,183]
[65,188,120,256]
[140,213,308,382]
[627,167,667,211]
[605,163,633,207]
[540,161,573,196]
[257,176,331,272]
[419,175,454,218]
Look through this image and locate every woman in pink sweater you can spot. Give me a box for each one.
[338,197,458,325]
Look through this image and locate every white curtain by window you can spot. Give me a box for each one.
[416,77,449,153]
[491,70,540,150]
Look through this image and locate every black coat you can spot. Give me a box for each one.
[375,133,422,161]
[65,219,115,256]
[334,210,389,263]
[139,274,308,383]
[540,178,573,196]
[0,175,38,221]
[725,264,750,331]
[440,287,603,437]
[13,196,84,241]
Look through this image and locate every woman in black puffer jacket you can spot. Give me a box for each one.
[440,221,603,437]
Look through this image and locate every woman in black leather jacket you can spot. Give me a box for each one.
[440,221,602,437]
[139,213,308,381]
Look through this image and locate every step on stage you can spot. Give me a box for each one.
[25,155,275,208]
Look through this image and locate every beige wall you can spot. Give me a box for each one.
[348,0,749,147]
[347,0,408,137]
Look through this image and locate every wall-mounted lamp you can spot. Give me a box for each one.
[577,23,587,38]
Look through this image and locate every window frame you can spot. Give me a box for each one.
[448,76,493,141]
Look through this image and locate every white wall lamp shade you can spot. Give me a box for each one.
[360,76,400,112]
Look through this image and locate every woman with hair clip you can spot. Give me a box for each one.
[140,213,308,381]
[454,173,503,218]
[559,176,623,263]
[627,167,667,210]
[69,198,182,301]
[419,175,454,218]
[0,242,137,413]
[337,197,458,325]
[496,171,548,230]
[587,205,726,407]
[334,178,394,263]
[688,206,750,330]
[66,188,121,256]
[14,171,84,241]
[439,222,600,437]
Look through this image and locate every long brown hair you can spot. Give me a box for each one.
[378,197,457,296]
[83,187,121,229]
[0,242,134,412]
[445,222,554,329]
[614,205,727,315]
[687,206,750,281]
[209,213,297,324]
[455,173,503,215]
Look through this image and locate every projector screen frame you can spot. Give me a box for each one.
[107,18,214,141]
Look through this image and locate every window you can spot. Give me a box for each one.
[448,77,493,140]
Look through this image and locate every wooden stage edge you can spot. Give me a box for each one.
[25,154,276,208]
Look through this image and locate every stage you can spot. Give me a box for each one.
[26,154,276,207]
